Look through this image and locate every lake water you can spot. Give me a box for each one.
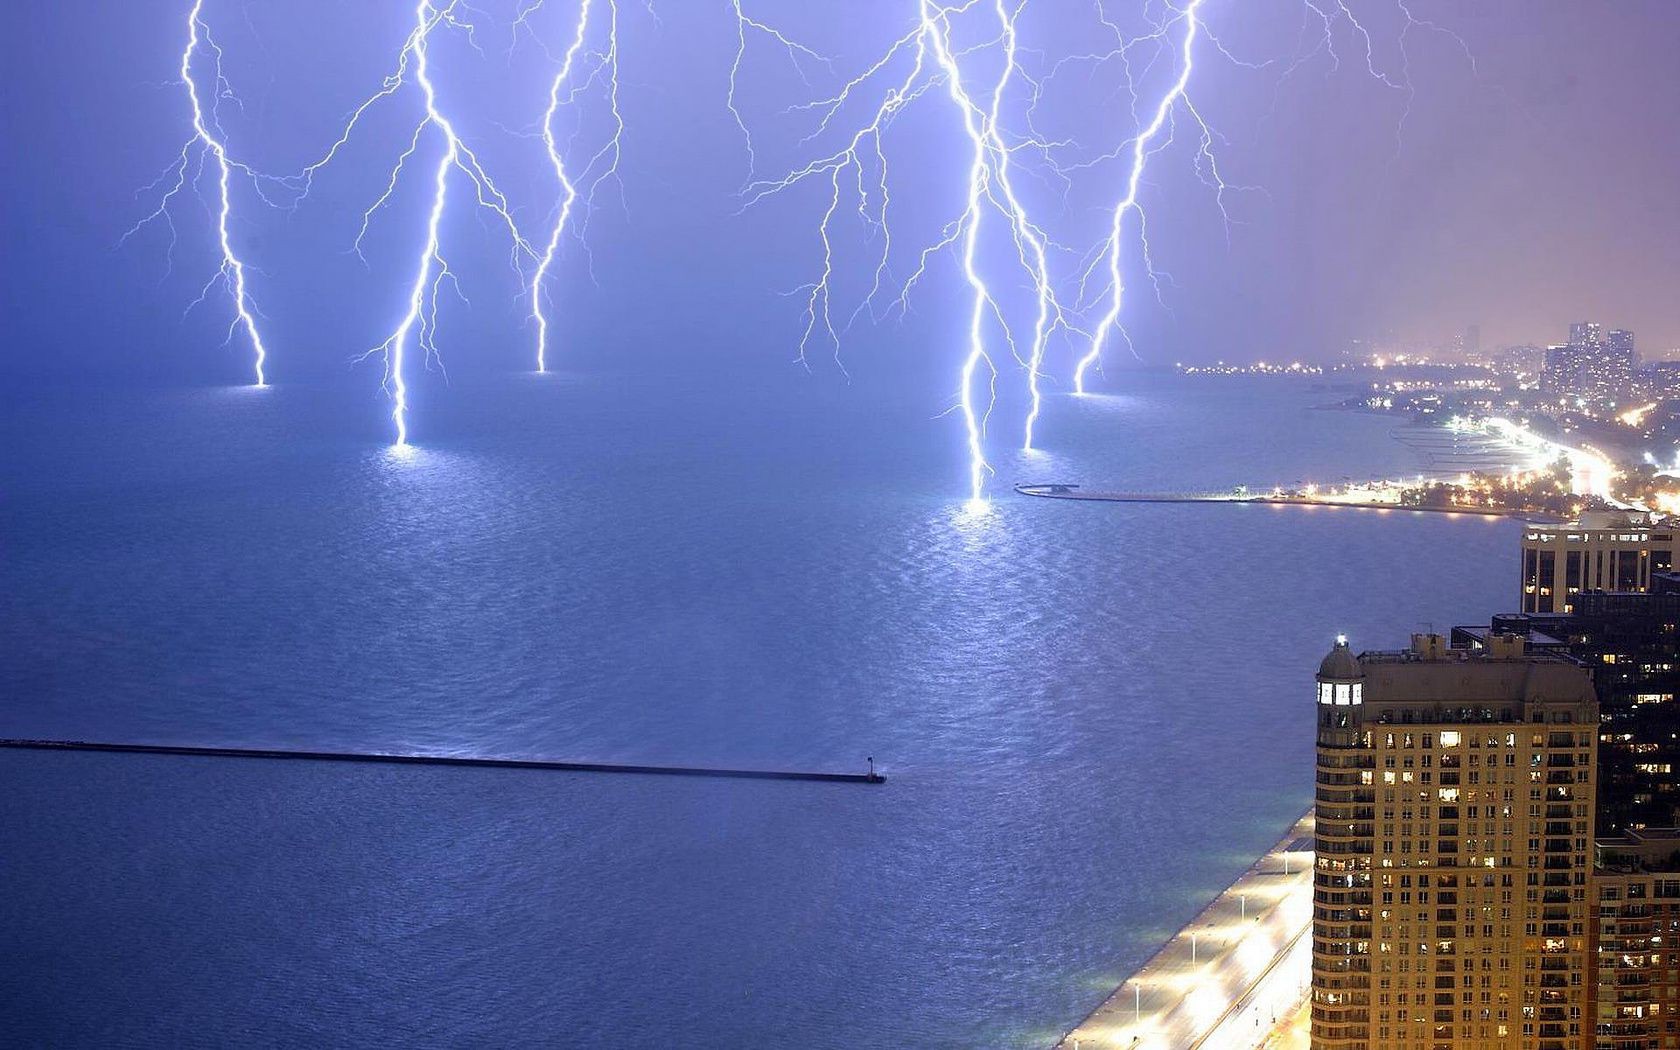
[0,373,1521,1047]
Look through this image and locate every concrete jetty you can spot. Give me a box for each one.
[0,738,886,785]
[1055,810,1315,1050]
[1015,483,1520,518]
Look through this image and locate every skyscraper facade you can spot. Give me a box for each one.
[1455,579,1680,836]
[1573,323,1607,349]
[1520,513,1679,615]
[1313,634,1599,1050]
[1589,829,1680,1050]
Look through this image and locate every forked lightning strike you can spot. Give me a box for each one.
[125,0,272,386]
[124,1,1466,501]
[524,0,624,374]
[1074,0,1204,397]
[348,0,534,446]
[732,0,1079,507]
[732,0,1472,504]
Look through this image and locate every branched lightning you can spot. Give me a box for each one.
[1073,0,1204,396]
[524,0,624,373]
[296,0,540,446]
[125,0,1468,499]
[125,0,272,386]
[731,0,1081,506]
[725,0,1475,500]
[132,0,635,442]
[368,1,528,445]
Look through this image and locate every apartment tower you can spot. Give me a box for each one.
[1521,513,1679,615]
[1313,633,1599,1050]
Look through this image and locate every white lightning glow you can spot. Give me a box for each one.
[126,0,1468,496]
[925,0,1001,509]
[311,0,538,446]
[525,0,623,374]
[1073,0,1204,396]
[127,0,272,386]
[732,0,1078,504]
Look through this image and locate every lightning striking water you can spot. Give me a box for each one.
[296,0,539,446]
[730,0,1471,501]
[525,0,624,374]
[732,0,1080,506]
[126,0,272,386]
[127,1,1464,498]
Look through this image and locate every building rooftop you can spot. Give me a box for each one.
[1597,828,1680,874]
[1317,637,1361,680]
[1451,624,1569,651]
[1523,510,1675,532]
[1357,654,1594,706]
[1328,633,1596,710]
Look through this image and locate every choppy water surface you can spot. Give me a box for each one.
[0,374,1518,1047]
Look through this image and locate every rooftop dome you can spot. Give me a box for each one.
[1318,637,1362,680]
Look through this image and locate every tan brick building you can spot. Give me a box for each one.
[1313,633,1598,1050]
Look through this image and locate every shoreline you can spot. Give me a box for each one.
[1016,483,1543,519]
[1054,810,1315,1050]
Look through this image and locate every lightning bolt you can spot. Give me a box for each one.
[1069,0,1477,396]
[125,0,272,387]
[1073,0,1203,397]
[524,0,624,374]
[127,0,1469,493]
[300,0,537,447]
[732,0,1078,507]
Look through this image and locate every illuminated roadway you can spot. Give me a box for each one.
[1056,811,1315,1050]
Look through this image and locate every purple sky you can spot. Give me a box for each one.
[3,0,1679,387]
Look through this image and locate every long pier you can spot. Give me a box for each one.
[1015,483,1521,518]
[0,738,886,785]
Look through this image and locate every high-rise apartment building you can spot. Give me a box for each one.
[1546,343,1584,398]
[1521,513,1679,614]
[1313,633,1599,1050]
[1542,324,1636,405]
[1574,323,1607,350]
[1454,581,1680,837]
[1589,829,1680,1050]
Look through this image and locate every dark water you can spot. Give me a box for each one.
[1,374,1517,1047]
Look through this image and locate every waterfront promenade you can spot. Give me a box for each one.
[1055,811,1315,1050]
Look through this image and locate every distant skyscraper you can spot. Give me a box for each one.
[1543,343,1582,397]
[1606,330,1638,392]
[1311,634,1599,1050]
[1466,325,1483,356]
[1572,322,1606,349]
[1547,323,1636,406]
